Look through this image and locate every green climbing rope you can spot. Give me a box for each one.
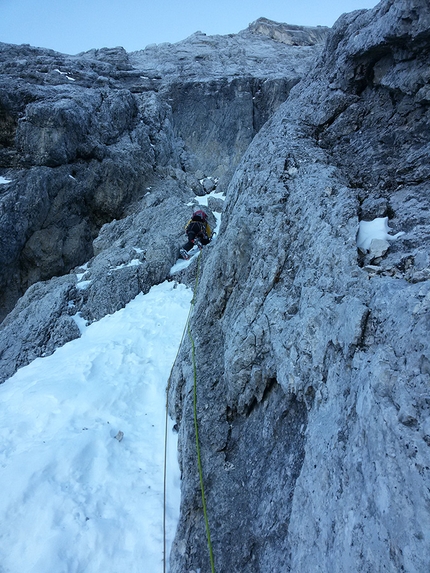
[163,251,215,573]
[163,287,193,573]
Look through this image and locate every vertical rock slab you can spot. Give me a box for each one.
[170,1,430,571]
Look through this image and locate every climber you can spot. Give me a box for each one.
[180,207,212,260]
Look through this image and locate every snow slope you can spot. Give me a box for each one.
[0,281,192,573]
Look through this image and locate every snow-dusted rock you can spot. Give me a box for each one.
[368,237,390,259]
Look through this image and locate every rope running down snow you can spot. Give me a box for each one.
[163,251,215,573]
[163,304,190,573]
[187,254,216,573]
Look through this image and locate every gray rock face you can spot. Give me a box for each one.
[130,24,327,182]
[0,176,212,383]
[168,1,430,572]
[0,22,323,321]
[248,17,330,46]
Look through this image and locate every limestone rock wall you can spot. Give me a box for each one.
[0,25,322,322]
[0,23,323,380]
[169,1,430,571]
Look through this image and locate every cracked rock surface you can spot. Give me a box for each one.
[0,20,325,381]
[169,2,430,571]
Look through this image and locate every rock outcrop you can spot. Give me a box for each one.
[168,1,430,572]
[248,18,330,46]
[0,22,326,380]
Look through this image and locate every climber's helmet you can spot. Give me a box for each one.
[193,208,208,222]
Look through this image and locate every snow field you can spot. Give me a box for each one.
[0,281,192,573]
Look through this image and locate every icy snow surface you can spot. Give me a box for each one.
[356,216,405,252]
[0,281,192,573]
[195,190,225,206]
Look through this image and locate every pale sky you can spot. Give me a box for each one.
[0,0,381,55]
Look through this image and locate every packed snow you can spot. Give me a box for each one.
[54,69,75,81]
[186,188,225,208]
[0,176,12,185]
[0,280,193,573]
[356,216,405,252]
